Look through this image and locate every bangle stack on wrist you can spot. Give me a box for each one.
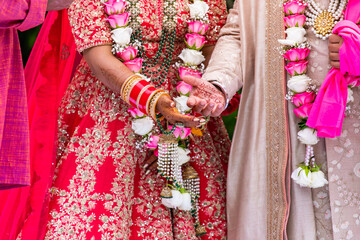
[148,91,170,120]
[121,74,169,118]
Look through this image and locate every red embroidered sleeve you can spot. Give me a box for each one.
[205,0,228,45]
[68,0,113,52]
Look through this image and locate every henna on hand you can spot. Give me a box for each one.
[195,82,225,104]
[183,76,226,117]
[156,95,198,128]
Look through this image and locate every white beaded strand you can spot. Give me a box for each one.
[304,0,347,39]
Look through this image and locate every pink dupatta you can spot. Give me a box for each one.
[307,0,360,138]
[0,10,80,240]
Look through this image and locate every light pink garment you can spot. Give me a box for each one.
[307,20,360,138]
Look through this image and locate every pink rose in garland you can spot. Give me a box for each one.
[147,135,160,150]
[285,60,308,76]
[185,33,207,50]
[177,81,193,96]
[107,12,130,28]
[170,125,191,140]
[292,92,316,107]
[128,107,145,118]
[103,0,127,15]
[178,67,202,80]
[188,21,209,35]
[124,58,143,73]
[116,46,138,61]
[283,0,307,15]
[294,103,313,119]
[283,48,310,61]
[284,14,306,28]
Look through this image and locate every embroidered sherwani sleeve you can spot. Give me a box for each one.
[202,0,242,100]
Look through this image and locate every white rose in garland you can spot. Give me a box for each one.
[178,192,192,211]
[178,147,191,165]
[111,27,133,46]
[179,49,205,66]
[291,167,328,188]
[131,117,154,136]
[310,171,328,188]
[287,75,311,93]
[161,190,184,208]
[291,167,312,187]
[174,96,192,114]
[188,0,209,19]
[297,127,319,145]
[278,27,307,46]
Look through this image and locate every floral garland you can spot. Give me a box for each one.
[279,0,325,188]
[279,0,354,188]
[103,0,210,235]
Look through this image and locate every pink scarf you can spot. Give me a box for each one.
[306,1,360,138]
[0,10,80,240]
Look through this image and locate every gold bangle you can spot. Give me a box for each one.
[120,75,142,101]
[122,77,142,105]
[146,89,163,115]
[149,91,170,120]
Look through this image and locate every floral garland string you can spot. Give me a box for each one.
[103,0,210,235]
[279,0,354,188]
[279,0,326,188]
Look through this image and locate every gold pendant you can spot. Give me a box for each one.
[313,11,335,38]
[182,165,199,180]
[195,224,207,237]
[160,186,173,198]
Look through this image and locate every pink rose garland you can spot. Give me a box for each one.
[279,0,328,189]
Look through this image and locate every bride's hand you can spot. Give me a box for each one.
[155,95,199,128]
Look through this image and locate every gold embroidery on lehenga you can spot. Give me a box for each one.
[45,0,229,238]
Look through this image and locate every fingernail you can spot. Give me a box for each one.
[143,164,149,169]
[171,103,175,107]
[146,170,150,175]
[209,104,214,108]
[200,119,206,123]
[194,118,200,122]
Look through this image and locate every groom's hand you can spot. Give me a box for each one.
[182,76,226,117]
[329,34,344,69]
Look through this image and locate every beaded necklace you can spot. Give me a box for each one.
[129,0,178,87]
[305,0,347,39]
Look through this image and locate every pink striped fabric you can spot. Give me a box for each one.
[0,0,47,189]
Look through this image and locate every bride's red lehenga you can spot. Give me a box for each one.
[43,0,230,239]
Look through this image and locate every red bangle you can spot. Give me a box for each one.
[137,85,157,114]
[128,80,150,107]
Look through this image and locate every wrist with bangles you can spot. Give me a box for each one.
[121,74,170,119]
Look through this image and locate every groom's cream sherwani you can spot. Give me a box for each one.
[203,0,360,239]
